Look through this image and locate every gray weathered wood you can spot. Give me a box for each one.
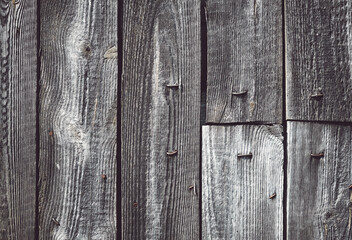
[287,121,352,239]
[202,125,284,239]
[39,1,118,239]
[286,1,352,121]
[206,0,283,124]
[0,1,37,239]
[122,1,200,239]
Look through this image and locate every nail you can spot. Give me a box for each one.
[311,93,323,99]
[269,193,276,199]
[232,90,248,96]
[133,202,138,207]
[237,153,253,158]
[101,174,107,180]
[166,84,179,89]
[167,150,178,156]
[188,185,194,190]
[349,184,352,190]
[311,152,324,158]
[49,131,53,137]
[52,218,60,226]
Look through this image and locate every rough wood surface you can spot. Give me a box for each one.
[122,1,200,239]
[39,1,118,239]
[202,125,284,239]
[286,1,352,121]
[287,121,352,239]
[0,0,37,239]
[205,0,283,124]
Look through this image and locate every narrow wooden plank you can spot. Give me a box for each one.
[0,1,37,239]
[206,0,283,124]
[287,121,352,239]
[202,125,284,239]
[122,1,200,239]
[286,1,352,121]
[39,1,118,239]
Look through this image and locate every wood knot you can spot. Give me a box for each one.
[104,46,117,59]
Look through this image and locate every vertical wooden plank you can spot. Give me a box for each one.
[286,1,352,121]
[0,0,37,239]
[206,0,283,124]
[287,122,352,239]
[122,1,200,239]
[202,125,284,239]
[39,1,117,239]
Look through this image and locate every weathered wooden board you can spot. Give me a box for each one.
[205,0,283,124]
[286,1,352,121]
[122,1,200,239]
[202,125,284,239]
[287,121,352,239]
[0,1,37,239]
[39,1,118,239]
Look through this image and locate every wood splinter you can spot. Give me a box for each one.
[310,152,324,158]
[232,90,248,96]
[167,150,178,156]
[269,193,276,199]
[52,218,60,226]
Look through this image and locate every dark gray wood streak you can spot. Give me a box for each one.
[39,0,118,239]
[122,1,200,239]
[0,0,37,239]
[286,0,352,121]
[202,125,284,239]
[206,0,283,124]
[287,121,352,239]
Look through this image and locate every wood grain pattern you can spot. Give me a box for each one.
[202,125,284,239]
[39,1,118,239]
[286,0,352,121]
[287,121,352,239]
[122,1,200,239]
[0,0,37,239]
[205,0,283,124]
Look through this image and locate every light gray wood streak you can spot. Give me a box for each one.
[0,0,37,239]
[286,0,352,121]
[287,121,352,239]
[122,0,201,239]
[39,0,118,239]
[202,125,284,240]
[206,0,283,123]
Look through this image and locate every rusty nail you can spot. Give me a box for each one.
[101,174,106,180]
[269,193,276,199]
[311,152,324,158]
[52,218,60,226]
[232,90,248,96]
[133,202,138,207]
[167,150,178,156]
[49,131,53,136]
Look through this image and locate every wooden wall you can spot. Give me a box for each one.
[0,0,351,239]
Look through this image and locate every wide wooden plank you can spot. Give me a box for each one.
[206,0,283,124]
[286,1,352,121]
[39,1,118,239]
[0,1,37,239]
[202,125,284,239]
[122,1,200,239]
[287,121,352,239]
